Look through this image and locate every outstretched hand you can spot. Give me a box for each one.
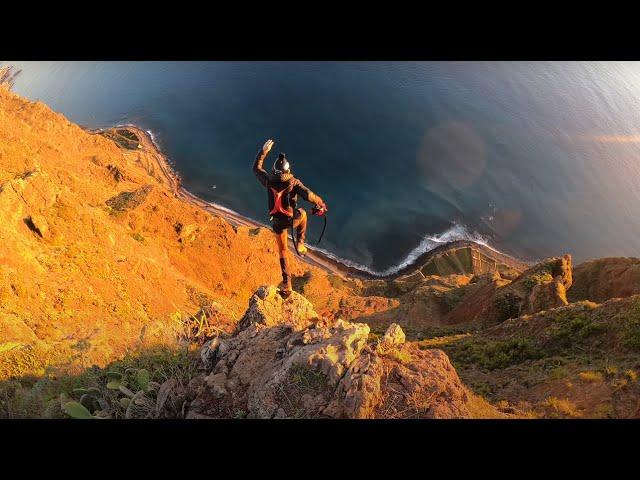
[262,139,275,155]
[314,200,328,214]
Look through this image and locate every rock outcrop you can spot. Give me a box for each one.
[352,257,572,333]
[391,242,527,280]
[444,255,573,326]
[189,287,501,419]
[235,286,319,332]
[11,85,639,420]
[569,257,640,303]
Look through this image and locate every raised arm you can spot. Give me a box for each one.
[252,139,274,187]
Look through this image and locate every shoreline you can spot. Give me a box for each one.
[95,125,528,280]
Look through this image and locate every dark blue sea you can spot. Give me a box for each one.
[9,61,640,273]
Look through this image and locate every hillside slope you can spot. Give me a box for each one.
[0,86,349,378]
[3,86,640,419]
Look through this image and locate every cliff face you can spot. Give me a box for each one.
[3,86,640,419]
[0,86,347,378]
[1,86,477,380]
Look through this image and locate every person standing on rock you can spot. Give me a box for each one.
[253,139,327,298]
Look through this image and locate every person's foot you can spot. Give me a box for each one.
[278,282,293,298]
[279,287,292,299]
[296,243,307,256]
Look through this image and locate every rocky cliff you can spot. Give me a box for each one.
[2,86,640,419]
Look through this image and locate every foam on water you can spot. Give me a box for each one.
[313,222,500,277]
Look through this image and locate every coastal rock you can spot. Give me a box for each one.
[362,274,476,332]
[444,273,510,325]
[521,254,572,315]
[526,277,568,314]
[412,244,527,278]
[189,287,500,419]
[435,255,574,326]
[236,285,319,332]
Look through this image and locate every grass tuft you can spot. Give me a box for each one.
[578,371,603,383]
[544,396,580,418]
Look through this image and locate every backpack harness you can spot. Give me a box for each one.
[268,186,328,257]
[269,187,293,217]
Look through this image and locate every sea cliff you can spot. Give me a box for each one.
[2,86,640,419]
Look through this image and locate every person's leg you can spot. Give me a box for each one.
[274,227,292,296]
[292,208,307,255]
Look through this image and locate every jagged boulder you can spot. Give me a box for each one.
[520,254,572,315]
[377,322,406,351]
[526,277,568,314]
[188,287,501,419]
[326,343,476,419]
[246,319,371,418]
[235,285,319,332]
[479,254,573,324]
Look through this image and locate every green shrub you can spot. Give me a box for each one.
[492,292,521,322]
[1,346,197,419]
[548,310,606,347]
[439,287,467,313]
[624,324,640,351]
[523,272,553,291]
[449,337,543,370]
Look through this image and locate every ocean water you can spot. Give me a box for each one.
[8,61,640,273]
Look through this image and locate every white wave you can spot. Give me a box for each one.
[311,222,502,277]
[145,129,159,148]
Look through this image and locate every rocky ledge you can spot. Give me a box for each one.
[188,286,503,419]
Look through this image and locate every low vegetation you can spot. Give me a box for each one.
[447,337,543,371]
[492,292,521,322]
[0,346,199,419]
[273,364,329,418]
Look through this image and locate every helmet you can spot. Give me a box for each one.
[272,153,290,174]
